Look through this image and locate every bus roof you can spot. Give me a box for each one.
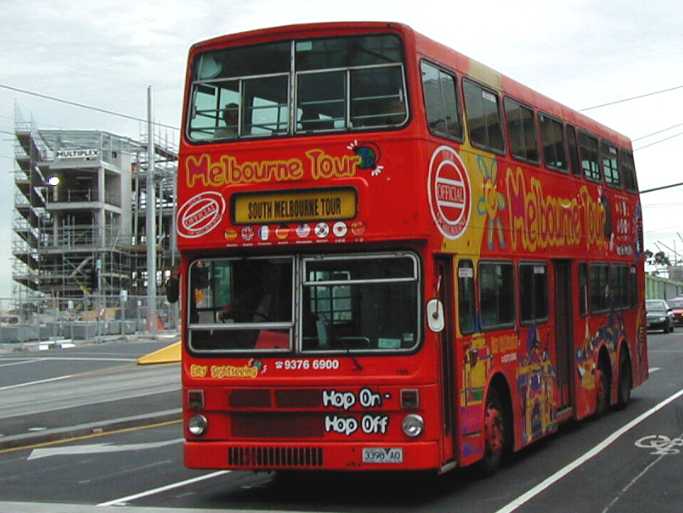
[188,21,631,148]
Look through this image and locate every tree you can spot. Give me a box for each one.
[645,249,671,267]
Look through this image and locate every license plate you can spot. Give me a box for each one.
[233,188,356,224]
[362,447,403,464]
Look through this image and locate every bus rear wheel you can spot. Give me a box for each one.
[477,387,508,476]
[596,363,610,416]
[615,351,632,410]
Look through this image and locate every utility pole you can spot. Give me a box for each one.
[146,86,157,337]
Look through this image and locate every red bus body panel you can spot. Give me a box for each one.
[177,22,647,473]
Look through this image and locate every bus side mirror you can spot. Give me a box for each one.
[166,276,179,304]
[426,298,444,333]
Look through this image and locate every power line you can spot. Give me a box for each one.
[580,84,683,112]
[0,83,179,131]
[633,122,683,141]
[640,181,683,194]
[634,131,683,151]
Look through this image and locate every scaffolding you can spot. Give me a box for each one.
[8,106,178,322]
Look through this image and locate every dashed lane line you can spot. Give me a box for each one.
[494,386,683,513]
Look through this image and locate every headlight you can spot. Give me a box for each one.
[659,317,667,322]
[402,414,424,438]
[188,415,208,436]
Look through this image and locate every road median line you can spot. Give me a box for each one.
[0,408,181,453]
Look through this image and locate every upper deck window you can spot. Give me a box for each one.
[579,132,601,182]
[420,61,463,140]
[463,80,505,153]
[601,141,621,187]
[187,34,408,142]
[539,113,567,171]
[505,98,538,162]
[296,35,407,131]
[621,151,638,192]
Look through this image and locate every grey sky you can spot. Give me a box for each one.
[1,0,682,297]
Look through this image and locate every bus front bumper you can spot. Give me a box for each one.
[185,440,441,471]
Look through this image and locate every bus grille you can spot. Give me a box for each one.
[228,446,323,468]
[232,413,322,438]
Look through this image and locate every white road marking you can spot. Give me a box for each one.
[0,360,38,368]
[649,367,661,373]
[634,434,683,455]
[602,430,683,513]
[601,453,665,513]
[0,375,74,391]
[494,386,683,513]
[97,470,230,507]
[28,438,183,460]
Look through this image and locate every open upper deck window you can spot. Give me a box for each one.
[189,42,291,141]
[187,34,408,142]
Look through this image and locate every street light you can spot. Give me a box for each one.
[47,176,60,186]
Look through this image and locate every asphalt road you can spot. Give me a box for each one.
[0,339,180,440]
[1,332,682,513]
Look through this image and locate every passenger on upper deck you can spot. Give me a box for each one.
[214,103,239,139]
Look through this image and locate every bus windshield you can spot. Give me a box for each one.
[187,254,419,353]
[188,34,407,141]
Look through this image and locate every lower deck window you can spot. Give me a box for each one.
[479,261,514,329]
[187,253,419,353]
[301,255,419,352]
[188,257,294,352]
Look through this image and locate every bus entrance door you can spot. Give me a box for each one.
[436,256,456,465]
[553,260,574,410]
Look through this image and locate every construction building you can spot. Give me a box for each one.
[10,108,177,319]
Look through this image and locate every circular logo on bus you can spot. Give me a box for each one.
[176,191,226,239]
[427,146,471,240]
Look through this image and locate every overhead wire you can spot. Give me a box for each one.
[634,131,683,151]
[633,122,683,141]
[0,83,179,131]
[580,84,683,112]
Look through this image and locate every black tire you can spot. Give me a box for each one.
[615,351,632,410]
[596,362,610,416]
[476,387,509,476]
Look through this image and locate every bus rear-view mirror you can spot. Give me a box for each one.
[426,298,444,333]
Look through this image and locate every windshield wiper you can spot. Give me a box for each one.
[345,346,363,371]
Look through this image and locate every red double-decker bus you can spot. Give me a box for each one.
[175,22,647,474]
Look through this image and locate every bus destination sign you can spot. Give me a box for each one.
[233,188,356,224]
